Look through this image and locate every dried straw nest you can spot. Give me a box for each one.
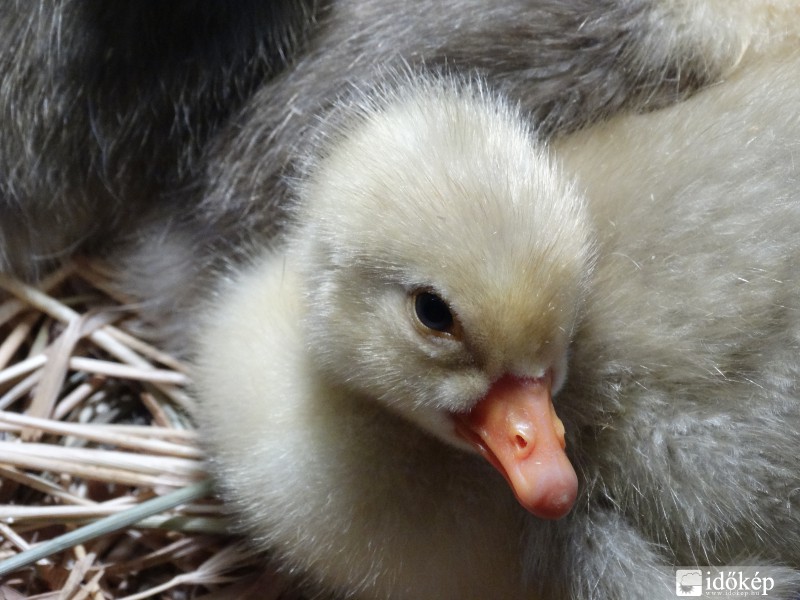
[0,261,301,599]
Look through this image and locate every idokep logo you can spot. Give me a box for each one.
[675,567,778,597]
[676,569,703,596]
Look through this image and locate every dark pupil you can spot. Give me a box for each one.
[415,292,453,332]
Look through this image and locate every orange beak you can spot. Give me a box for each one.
[454,373,578,519]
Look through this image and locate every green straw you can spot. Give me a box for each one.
[0,479,215,578]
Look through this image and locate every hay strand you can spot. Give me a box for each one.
[0,480,213,578]
[0,260,292,598]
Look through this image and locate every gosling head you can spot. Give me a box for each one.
[290,78,595,518]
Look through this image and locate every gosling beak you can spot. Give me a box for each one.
[454,373,578,519]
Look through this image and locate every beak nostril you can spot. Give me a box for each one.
[514,434,528,450]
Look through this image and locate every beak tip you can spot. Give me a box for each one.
[523,481,578,520]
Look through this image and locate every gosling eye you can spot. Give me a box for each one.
[413,290,457,335]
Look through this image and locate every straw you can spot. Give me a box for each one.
[0,260,292,598]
